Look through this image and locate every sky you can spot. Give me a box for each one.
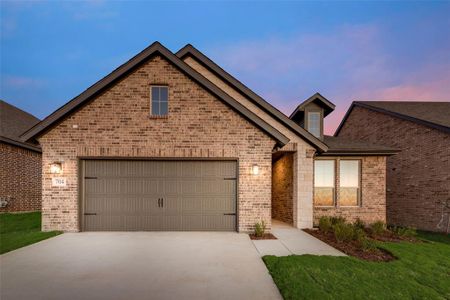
[1,1,449,135]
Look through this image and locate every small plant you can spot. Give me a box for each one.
[318,216,333,233]
[254,220,266,237]
[330,216,346,226]
[353,218,366,230]
[334,222,355,243]
[370,221,386,236]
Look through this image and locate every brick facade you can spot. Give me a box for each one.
[337,106,450,232]
[38,55,276,232]
[183,56,317,229]
[272,153,294,224]
[0,142,42,212]
[314,156,387,225]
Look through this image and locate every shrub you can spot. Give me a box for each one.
[334,222,355,243]
[360,237,378,252]
[370,221,386,236]
[318,217,333,233]
[390,226,417,238]
[330,216,346,226]
[254,220,266,237]
[353,218,366,230]
[353,227,367,243]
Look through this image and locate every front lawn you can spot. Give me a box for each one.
[264,231,450,299]
[0,212,62,254]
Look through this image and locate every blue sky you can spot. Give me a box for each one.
[1,1,449,134]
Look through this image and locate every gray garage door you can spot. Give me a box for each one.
[82,160,237,231]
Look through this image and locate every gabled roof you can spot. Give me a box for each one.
[289,93,336,120]
[21,42,289,147]
[176,44,328,152]
[321,135,399,156]
[335,101,450,135]
[0,100,41,152]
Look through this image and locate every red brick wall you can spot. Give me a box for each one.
[314,156,387,225]
[38,55,277,232]
[272,153,294,225]
[0,142,42,212]
[337,106,450,232]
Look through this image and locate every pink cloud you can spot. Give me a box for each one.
[3,75,45,89]
[207,24,449,136]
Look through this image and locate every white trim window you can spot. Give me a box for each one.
[307,112,321,138]
[150,86,168,116]
[339,160,361,206]
[314,160,335,206]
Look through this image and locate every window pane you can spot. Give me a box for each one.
[160,87,168,102]
[314,160,335,206]
[308,112,321,138]
[151,87,160,102]
[340,160,360,206]
[151,101,159,115]
[159,101,168,115]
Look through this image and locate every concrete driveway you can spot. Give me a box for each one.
[0,232,281,300]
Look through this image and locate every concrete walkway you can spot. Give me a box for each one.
[1,232,281,300]
[252,220,346,257]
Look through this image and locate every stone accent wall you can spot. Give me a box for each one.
[337,106,450,232]
[0,142,42,212]
[272,153,294,224]
[314,156,387,225]
[38,55,276,233]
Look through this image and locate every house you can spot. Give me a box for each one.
[335,101,450,232]
[0,100,42,212]
[21,42,397,232]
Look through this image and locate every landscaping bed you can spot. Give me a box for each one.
[303,217,419,262]
[249,233,277,240]
[304,228,395,261]
[0,212,62,254]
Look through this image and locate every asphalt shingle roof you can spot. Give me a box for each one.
[0,100,41,151]
[356,101,450,129]
[323,135,398,155]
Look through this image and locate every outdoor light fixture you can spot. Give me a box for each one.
[251,164,260,175]
[50,162,62,174]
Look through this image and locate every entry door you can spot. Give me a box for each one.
[82,160,237,231]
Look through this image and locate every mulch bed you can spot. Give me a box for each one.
[370,231,418,243]
[249,233,278,240]
[304,229,396,262]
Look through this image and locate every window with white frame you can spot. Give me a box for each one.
[339,160,360,206]
[150,86,168,116]
[314,160,335,206]
[307,111,321,138]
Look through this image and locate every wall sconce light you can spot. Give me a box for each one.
[50,162,62,174]
[251,164,260,175]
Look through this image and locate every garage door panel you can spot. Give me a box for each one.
[83,160,236,231]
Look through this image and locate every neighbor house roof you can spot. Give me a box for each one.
[335,101,450,135]
[21,42,290,147]
[0,100,41,152]
[176,44,328,152]
[321,135,399,156]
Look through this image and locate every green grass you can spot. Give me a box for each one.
[0,212,62,254]
[263,231,450,300]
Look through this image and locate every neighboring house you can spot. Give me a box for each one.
[21,42,396,232]
[0,100,42,212]
[335,101,450,232]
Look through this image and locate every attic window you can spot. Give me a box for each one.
[307,112,321,138]
[150,86,168,116]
